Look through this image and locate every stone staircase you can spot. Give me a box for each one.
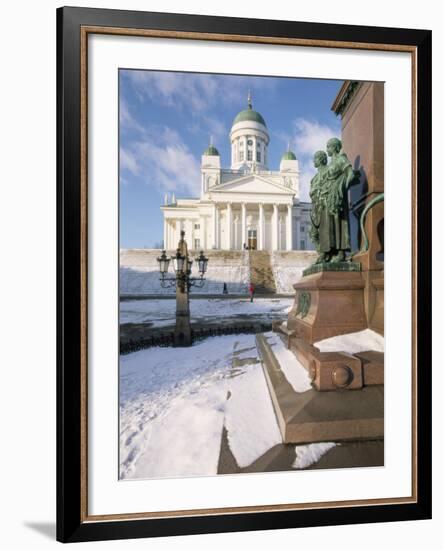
[249,251,277,294]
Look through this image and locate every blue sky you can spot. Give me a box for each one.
[119,70,343,249]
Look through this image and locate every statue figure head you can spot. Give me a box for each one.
[313,150,328,168]
[326,137,342,156]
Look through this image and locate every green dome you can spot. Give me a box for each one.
[232,108,267,127]
[203,145,219,156]
[281,150,297,160]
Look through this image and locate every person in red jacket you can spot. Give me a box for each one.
[249,282,255,303]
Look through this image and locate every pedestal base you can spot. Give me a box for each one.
[288,269,367,344]
[257,333,384,444]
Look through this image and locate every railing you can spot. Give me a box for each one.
[221,168,278,176]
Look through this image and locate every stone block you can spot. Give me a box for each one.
[288,270,367,344]
[257,333,384,444]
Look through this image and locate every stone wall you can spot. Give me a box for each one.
[271,251,317,294]
[120,249,316,296]
[120,249,250,296]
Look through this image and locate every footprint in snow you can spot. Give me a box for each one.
[125,431,138,446]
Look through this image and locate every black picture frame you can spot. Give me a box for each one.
[57,6,432,543]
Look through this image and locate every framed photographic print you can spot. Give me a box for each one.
[57,6,432,543]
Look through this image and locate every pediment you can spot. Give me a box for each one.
[213,174,293,195]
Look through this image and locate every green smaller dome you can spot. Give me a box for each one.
[203,145,219,156]
[281,150,297,160]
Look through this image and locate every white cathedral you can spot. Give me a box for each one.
[161,94,314,252]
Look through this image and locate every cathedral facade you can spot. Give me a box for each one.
[161,95,314,251]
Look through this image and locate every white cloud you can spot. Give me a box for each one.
[126,71,218,112]
[293,118,341,159]
[121,127,201,196]
[299,165,316,202]
[124,70,276,113]
[187,115,227,146]
[120,148,140,175]
[203,115,227,142]
[120,71,278,187]
[289,117,341,202]
[119,99,145,134]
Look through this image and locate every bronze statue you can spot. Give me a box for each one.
[309,150,328,257]
[309,138,359,264]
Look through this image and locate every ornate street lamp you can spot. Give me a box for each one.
[157,250,170,278]
[157,231,209,346]
[172,250,185,275]
[197,250,208,276]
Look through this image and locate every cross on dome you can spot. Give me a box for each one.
[247,89,252,109]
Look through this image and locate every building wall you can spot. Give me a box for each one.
[339,82,384,251]
[292,204,314,251]
[163,202,315,251]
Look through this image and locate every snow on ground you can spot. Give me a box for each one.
[224,360,281,468]
[315,329,384,354]
[119,334,282,480]
[120,297,293,325]
[264,332,312,393]
[120,327,379,480]
[119,336,234,479]
[264,332,337,468]
[292,442,337,469]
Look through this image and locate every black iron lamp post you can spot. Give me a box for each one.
[157,230,209,346]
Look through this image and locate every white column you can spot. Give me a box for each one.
[279,216,284,250]
[170,220,175,249]
[200,216,206,250]
[227,202,232,250]
[186,219,193,248]
[234,215,238,250]
[286,204,293,251]
[168,221,172,249]
[258,203,264,250]
[175,220,182,248]
[212,204,217,249]
[170,221,174,249]
[241,203,246,249]
[272,204,279,250]
[163,219,167,249]
[215,205,220,249]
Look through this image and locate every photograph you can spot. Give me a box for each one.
[0,0,435,546]
[118,70,385,481]
[54,6,431,542]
